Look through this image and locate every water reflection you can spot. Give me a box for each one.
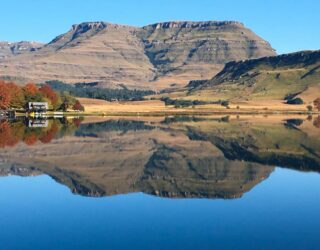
[0,115,319,199]
[0,117,83,147]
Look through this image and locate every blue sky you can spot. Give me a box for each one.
[1,0,319,54]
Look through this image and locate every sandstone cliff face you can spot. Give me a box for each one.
[0,21,276,90]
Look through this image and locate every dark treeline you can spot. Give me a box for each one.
[46,80,156,102]
[160,97,229,108]
[75,120,155,137]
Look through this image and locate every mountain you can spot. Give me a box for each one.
[0,21,275,90]
[0,41,43,59]
[189,50,320,103]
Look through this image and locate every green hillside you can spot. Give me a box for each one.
[189,50,320,103]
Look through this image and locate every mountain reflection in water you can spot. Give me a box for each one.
[0,115,319,199]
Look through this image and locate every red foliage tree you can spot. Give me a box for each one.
[72,100,84,111]
[39,84,58,106]
[314,98,320,111]
[0,80,11,110]
[7,81,25,109]
[23,83,39,96]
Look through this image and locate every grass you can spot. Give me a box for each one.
[72,97,320,117]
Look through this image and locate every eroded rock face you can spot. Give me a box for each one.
[0,21,276,90]
[0,41,43,59]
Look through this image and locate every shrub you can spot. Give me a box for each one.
[221,100,229,107]
[307,105,313,112]
[72,100,85,112]
[286,97,304,105]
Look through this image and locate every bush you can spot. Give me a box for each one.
[221,100,229,108]
[286,97,304,105]
[161,97,207,107]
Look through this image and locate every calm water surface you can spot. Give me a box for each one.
[0,115,319,250]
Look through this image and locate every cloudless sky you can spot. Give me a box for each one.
[1,0,319,54]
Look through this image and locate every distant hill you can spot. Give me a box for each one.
[189,50,320,103]
[0,41,43,59]
[0,21,275,90]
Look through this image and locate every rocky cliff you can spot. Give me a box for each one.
[0,21,275,90]
[0,41,43,59]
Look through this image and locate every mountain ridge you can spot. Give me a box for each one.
[0,20,276,90]
[187,49,320,103]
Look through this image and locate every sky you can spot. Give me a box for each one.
[1,0,319,54]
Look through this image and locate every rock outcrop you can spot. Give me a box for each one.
[0,41,43,59]
[0,21,275,90]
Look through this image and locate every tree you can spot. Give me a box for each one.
[23,83,39,96]
[7,82,25,109]
[314,98,320,111]
[23,83,43,103]
[221,100,229,108]
[307,105,313,112]
[286,97,304,105]
[39,84,58,106]
[0,81,11,110]
[60,92,77,111]
[72,100,84,111]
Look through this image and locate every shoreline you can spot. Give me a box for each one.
[11,109,320,118]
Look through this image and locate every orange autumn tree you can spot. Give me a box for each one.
[0,80,82,111]
[24,83,39,95]
[0,80,11,110]
[23,83,43,103]
[39,84,59,108]
[7,82,25,109]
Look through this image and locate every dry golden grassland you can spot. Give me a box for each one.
[78,97,319,116]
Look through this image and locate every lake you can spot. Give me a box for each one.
[0,115,320,250]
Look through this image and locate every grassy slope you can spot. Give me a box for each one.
[78,50,320,114]
[187,50,320,104]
